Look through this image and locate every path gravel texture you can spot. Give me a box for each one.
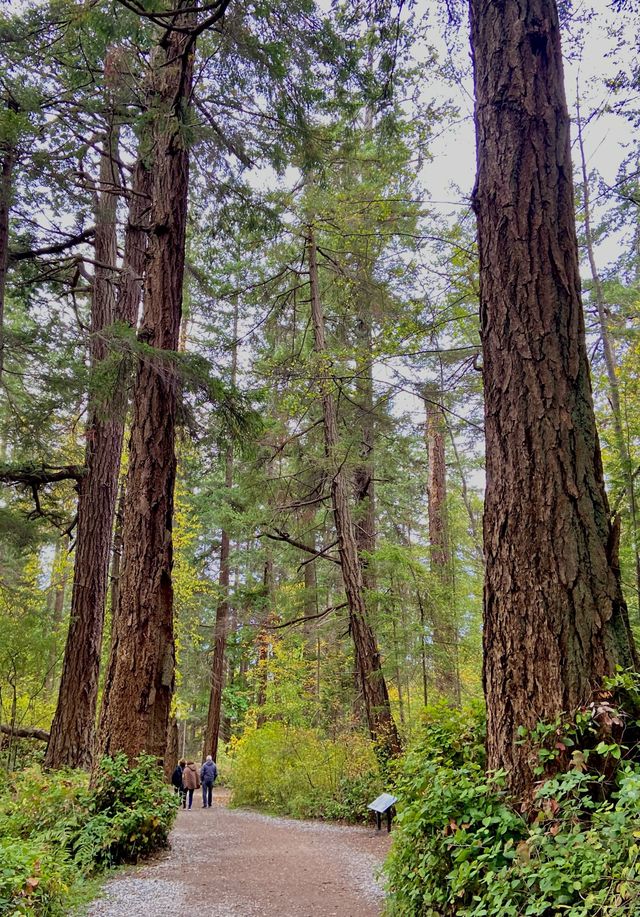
[82,791,391,917]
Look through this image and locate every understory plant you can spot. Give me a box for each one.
[0,754,178,916]
[385,679,640,916]
[228,722,382,821]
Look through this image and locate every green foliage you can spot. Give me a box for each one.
[228,723,382,822]
[79,754,178,869]
[385,696,640,916]
[0,757,178,916]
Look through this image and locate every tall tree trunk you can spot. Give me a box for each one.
[424,383,460,703]
[0,103,17,383]
[469,0,637,795]
[576,94,640,618]
[96,11,195,761]
[256,556,274,725]
[203,303,238,760]
[307,228,401,759]
[353,306,376,592]
[45,61,123,769]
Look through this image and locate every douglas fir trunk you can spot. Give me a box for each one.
[96,10,194,760]
[469,0,637,794]
[45,63,123,768]
[308,229,401,760]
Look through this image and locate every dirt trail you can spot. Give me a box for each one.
[84,790,392,917]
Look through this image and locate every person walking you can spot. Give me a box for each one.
[171,758,186,808]
[200,755,218,808]
[182,760,200,809]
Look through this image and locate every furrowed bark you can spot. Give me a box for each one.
[96,9,195,761]
[469,0,637,795]
[308,228,401,760]
[0,132,15,383]
[45,55,123,769]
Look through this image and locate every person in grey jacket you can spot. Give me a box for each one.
[200,755,218,808]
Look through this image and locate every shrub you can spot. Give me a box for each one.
[0,755,178,916]
[79,753,178,869]
[228,723,382,822]
[385,691,640,916]
[0,838,75,917]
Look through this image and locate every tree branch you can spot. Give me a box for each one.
[260,528,341,564]
[8,228,95,263]
[0,464,85,487]
[0,723,49,742]
[266,602,348,630]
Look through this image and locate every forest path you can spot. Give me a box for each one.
[83,790,391,916]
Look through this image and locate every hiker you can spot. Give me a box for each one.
[182,760,200,809]
[200,754,218,808]
[171,758,186,806]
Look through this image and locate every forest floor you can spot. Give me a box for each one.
[82,789,391,916]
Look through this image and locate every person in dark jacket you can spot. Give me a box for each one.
[171,759,186,807]
[200,755,218,808]
[182,760,200,809]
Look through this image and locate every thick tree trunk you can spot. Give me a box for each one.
[45,66,123,769]
[96,12,195,761]
[576,97,640,618]
[308,229,401,759]
[424,384,460,703]
[203,303,238,760]
[0,135,15,382]
[469,0,637,795]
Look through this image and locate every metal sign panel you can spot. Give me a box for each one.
[367,793,398,813]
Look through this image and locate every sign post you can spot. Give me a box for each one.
[367,792,398,832]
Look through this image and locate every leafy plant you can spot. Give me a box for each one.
[384,694,640,916]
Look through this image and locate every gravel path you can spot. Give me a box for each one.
[82,791,391,916]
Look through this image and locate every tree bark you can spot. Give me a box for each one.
[0,128,15,383]
[96,11,195,761]
[469,0,638,795]
[424,383,461,703]
[203,303,238,761]
[307,228,401,760]
[45,57,123,769]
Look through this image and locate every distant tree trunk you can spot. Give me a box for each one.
[256,556,274,725]
[424,383,460,704]
[96,11,195,761]
[45,61,123,769]
[203,304,237,761]
[307,228,401,759]
[46,536,70,691]
[353,304,376,593]
[447,423,482,560]
[576,94,640,619]
[164,717,179,780]
[469,0,638,795]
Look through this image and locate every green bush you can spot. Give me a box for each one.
[0,838,75,917]
[384,695,640,916]
[0,755,178,916]
[79,753,178,869]
[228,723,382,822]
